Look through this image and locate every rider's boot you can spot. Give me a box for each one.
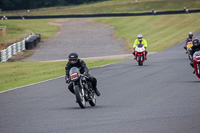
[145,51,148,60]
[94,87,101,96]
[190,62,194,68]
[133,52,136,60]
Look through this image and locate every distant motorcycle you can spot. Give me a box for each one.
[193,51,200,78]
[186,41,193,61]
[69,67,96,108]
[135,44,146,66]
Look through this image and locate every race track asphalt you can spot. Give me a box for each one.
[1,34,200,133]
[23,19,127,62]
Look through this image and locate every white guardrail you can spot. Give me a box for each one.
[0,34,33,62]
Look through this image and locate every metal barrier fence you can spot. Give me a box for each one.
[1,9,200,19]
[0,35,31,62]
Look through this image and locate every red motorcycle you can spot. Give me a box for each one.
[135,44,146,66]
[193,51,200,78]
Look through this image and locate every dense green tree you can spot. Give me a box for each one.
[0,0,104,11]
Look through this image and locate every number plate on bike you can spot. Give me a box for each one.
[187,44,193,48]
[70,73,79,80]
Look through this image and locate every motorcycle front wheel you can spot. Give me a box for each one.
[74,85,86,109]
[188,54,193,62]
[197,64,200,76]
[138,56,143,66]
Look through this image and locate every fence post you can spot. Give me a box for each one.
[17,42,20,52]
[11,45,14,56]
[13,43,16,55]
[16,42,19,53]
[20,42,22,51]
[6,48,8,61]
[7,46,11,59]
[20,41,23,51]
[22,39,25,50]
[1,49,6,62]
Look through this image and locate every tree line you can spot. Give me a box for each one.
[0,0,105,11]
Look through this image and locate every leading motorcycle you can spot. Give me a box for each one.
[193,51,200,78]
[69,67,96,108]
[135,44,146,66]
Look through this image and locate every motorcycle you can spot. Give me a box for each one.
[193,51,200,78]
[69,67,96,108]
[135,44,146,66]
[186,41,193,61]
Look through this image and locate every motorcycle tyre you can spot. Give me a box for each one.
[74,85,86,109]
[138,56,143,66]
[197,64,200,76]
[188,54,193,62]
[89,93,96,107]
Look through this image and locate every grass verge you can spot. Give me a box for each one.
[0,59,124,92]
[95,13,200,52]
[0,19,59,47]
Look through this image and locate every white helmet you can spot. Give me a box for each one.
[189,32,193,36]
[137,34,143,41]
[188,32,193,39]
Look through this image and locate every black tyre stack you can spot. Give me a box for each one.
[25,34,41,50]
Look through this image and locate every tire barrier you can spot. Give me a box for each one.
[1,9,200,19]
[0,33,40,62]
[25,34,40,50]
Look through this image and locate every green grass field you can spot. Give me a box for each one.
[0,59,124,92]
[1,0,200,16]
[0,19,59,47]
[95,13,200,52]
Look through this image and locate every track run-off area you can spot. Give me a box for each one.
[1,23,200,133]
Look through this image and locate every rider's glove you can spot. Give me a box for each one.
[83,72,89,76]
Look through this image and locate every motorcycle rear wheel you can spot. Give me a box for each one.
[74,85,86,109]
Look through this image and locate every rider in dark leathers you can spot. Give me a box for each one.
[189,39,200,73]
[65,53,101,96]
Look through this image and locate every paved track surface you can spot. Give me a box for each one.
[1,33,200,133]
[24,19,127,62]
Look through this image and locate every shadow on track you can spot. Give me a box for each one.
[54,105,108,110]
[181,80,200,83]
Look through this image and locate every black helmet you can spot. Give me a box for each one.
[192,39,200,47]
[68,53,78,64]
[188,32,193,39]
